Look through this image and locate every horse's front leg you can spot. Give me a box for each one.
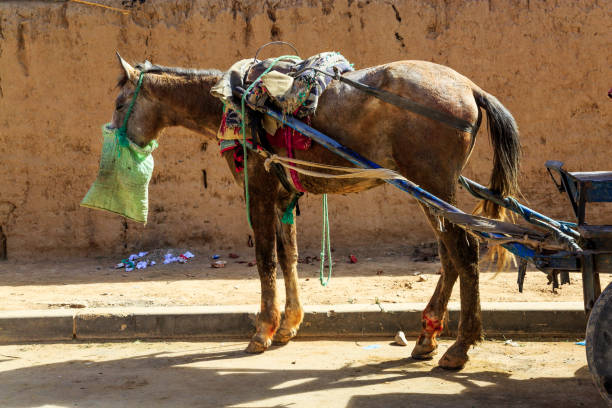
[245,180,281,354]
[273,197,303,344]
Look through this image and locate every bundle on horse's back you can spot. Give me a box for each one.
[211,52,353,132]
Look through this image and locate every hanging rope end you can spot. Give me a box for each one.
[281,193,301,225]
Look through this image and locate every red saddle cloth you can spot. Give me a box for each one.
[219,113,311,192]
[267,125,312,151]
[268,124,311,192]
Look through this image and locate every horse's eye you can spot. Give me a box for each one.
[116,103,125,111]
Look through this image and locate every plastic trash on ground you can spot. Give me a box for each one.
[504,339,522,347]
[113,249,194,272]
[394,331,408,346]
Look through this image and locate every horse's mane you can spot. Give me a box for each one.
[117,61,222,87]
[136,61,222,77]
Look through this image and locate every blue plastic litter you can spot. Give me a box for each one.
[576,340,586,346]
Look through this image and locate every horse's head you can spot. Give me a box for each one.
[111,53,223,147]
[112,53,171,147]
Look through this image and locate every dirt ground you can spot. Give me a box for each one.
[1,249,610,311]
[0,339,604,407]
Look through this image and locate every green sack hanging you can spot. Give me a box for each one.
[80,123,158,223]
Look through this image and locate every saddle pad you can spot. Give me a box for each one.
[211,51,354,135]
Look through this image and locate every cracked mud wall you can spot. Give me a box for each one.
[0,0,610,259]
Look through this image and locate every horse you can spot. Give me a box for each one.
[111,53,520,369]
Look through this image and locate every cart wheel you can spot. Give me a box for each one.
[586,281,612,405]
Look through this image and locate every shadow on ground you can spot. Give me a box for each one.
[0,344,603,407]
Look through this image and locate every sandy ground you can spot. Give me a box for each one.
[1,250,610,311]
[0,339,604,407]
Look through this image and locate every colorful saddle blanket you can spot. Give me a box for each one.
[211,51,353,140]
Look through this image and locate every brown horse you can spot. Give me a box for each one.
[112,54,520,369]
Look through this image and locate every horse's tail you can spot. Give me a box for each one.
[473,88,522,269]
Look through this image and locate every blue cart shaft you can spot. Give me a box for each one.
[459,176,579,239]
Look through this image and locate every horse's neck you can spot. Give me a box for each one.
[166,74,224,136]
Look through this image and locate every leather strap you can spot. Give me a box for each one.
[334,71,476,134]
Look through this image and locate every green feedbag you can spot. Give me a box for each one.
[80,123,158,224]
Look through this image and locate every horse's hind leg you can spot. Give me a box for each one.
[411,205,481,369]
[411,237,459,359]
[436,223,481,369]
[273,199,304,344]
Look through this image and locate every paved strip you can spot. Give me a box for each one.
[0,309,75,342]
[0,302,587,343]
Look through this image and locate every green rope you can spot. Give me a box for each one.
[319,194,332,286]
[281,193,301,225]
[239,55,300,229]
[116,71,145,156]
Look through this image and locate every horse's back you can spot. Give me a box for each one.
[343,60,481,123]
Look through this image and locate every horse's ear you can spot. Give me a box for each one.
[116,51,139,83]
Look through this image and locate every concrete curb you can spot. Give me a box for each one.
[0,302,586,343]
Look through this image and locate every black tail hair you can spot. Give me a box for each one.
[474,90,522,270]
[474,91,521,219]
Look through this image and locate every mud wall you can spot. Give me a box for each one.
[0,0,610,259]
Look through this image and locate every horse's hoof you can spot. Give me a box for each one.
[438,345,468,369]
[272,327,297,345]
[245,338,270,354]
[411,344,437,360]
[411,335,438,360]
